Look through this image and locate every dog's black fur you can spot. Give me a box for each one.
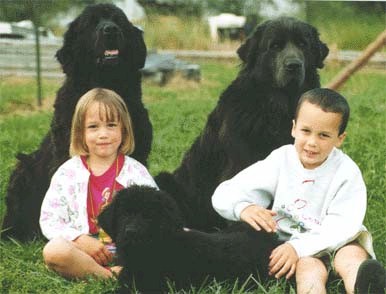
[1,4,152,241]
[98,186,278,293]
[156,17,329,231]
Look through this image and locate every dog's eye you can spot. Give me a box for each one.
[270,42,281,50]
[298,40,308,48]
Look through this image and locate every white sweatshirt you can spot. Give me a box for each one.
[212,145,374,258]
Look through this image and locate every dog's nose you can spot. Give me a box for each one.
[285,59,302,71]
[103,23,119,35]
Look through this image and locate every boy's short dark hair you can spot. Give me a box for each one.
[295,88,350,135]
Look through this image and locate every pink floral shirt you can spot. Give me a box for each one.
[40,155,158,240]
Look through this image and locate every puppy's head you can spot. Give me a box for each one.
[98,186,184,246]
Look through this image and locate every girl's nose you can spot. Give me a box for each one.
[98,127,108,138]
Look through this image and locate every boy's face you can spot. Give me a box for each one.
[291,101,346,169]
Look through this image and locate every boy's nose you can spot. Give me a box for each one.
[307,136,317,146]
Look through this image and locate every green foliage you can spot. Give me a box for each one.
[0,0,113,24]
[140,14,213,50]
[138,2,384,50]
[306,1,385,50]
[0,61,385,292]
[139,0,203,16]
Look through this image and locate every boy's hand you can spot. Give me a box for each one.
[269,243,298,279]
[73,234,112,265]
[240,204,277,233]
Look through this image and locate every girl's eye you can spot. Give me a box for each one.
[107,122,118,127]
[87,124,97,129]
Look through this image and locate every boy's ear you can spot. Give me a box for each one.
[336,132,346,148]
[291,120,296,138]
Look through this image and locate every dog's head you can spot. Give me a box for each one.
[56,3,146,75]
[237,17,329,89]
[98,186,184,247]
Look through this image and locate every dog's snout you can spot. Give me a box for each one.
[103,23,119,35]
[285,59,302,71]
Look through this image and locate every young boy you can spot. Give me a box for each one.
[212,88,385,293]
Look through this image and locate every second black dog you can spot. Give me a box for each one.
[156,17,329,232]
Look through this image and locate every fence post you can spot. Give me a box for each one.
[325,30,386,91]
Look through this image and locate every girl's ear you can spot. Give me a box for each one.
[291,120,296,138]
[336,132,346,148]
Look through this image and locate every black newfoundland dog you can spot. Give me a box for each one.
[156,17,329,231]
[98,186,278,293]
[1,4,152,241]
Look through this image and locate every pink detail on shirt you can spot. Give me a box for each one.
[81,154,124,234]
[302,179,315,184]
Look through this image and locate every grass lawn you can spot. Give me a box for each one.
[0,60,385,293]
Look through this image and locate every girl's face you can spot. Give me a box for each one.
[291,101,346,169]
[84,102,122,163]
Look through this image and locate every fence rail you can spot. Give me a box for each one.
[0,39,61,78]
[0,38,385,78]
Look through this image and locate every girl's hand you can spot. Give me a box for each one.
[240,205,277,233]
[73,234,112,265]
[269,243,298,279]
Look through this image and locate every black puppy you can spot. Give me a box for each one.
[156,17,329,231]
[98,186,278,293]
[2,4,151,241]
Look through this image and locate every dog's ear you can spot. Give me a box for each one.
[237,20,269,64]
[310,26,329,69]
[129,25,147,70]
[317,40,329,68]
[98,199,118,239]
[157,192,184,233]
[56,18,79,75]
[237,36,255,63]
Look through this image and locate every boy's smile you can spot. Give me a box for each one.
[292,101,346,169]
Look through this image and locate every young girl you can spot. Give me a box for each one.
[40,88,158,279]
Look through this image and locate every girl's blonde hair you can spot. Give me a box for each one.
[69,88,135,157]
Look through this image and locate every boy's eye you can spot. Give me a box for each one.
[301,129,310,133]
[320,133,330,138]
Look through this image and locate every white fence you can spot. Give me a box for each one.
[0,39,63,78]
[0,38,385,79]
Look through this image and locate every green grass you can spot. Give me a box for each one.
[0,77,61,115]
[0,60,385,293]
